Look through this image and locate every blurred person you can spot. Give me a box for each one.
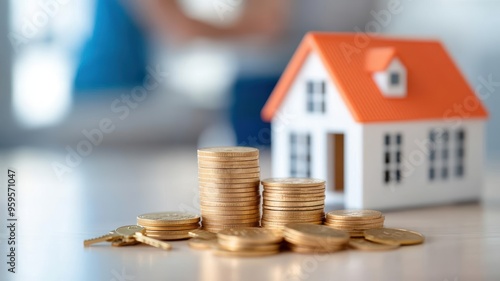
[74,0,373,143]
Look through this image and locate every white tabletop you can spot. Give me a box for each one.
[1,146,499,281]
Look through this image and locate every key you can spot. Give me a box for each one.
[84,230,123,247]
[111,239,140,247]
[115,225,172,251]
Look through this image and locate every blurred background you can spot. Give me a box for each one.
[0,0,499,172]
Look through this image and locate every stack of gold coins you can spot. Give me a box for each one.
[198,147,261,233]
[137,212,201,240]
[283,223,349,253]
[324,210,385,237]
[261,178,326,230]
[214,227,283,257]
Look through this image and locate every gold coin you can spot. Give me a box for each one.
[188,238,217,250]
[217,227,282,244]
[263,200,324,207]
[348,231,366,237]
[212,247,279,257]
[200,191,259,198]
[200,200,260,207]
[145,229,194,236]
[364,228,424,245]
[263,187,326,194]
[198,156,259,162]
[188,229,218,240]
[200,205,259,211]
[263,213,324,220]
[198,167,260,174]
[201,208,260,214]
[263,195,325,202]
[261,220,323,226]
[325,216,385,225]
[202,213,260,220]
[326,210,382,221]
[287,243,345,254]
[198,181,259,188]
[197,146,259,157]
[199,196,260,203]
[218,242,281,252]
[263,205,324,211]
[202,218,260,224]
[199,172,261,179]
[264,185,325,190]
[263,209,324,216]
[326,224,384,231]
[145,233,191,240]
[284,223,350,243]
[263,191,325,197]
[199,177,260,184]
[202,221,260,226]
[139,223,200,231]
[348,238,400,251]
[200,185,259,192]
[203,225,260,233]
[262,216,322,223]
[283,235,345,248]
[261,178,326,187]
[198,160,260,169]
[137,212,200,226]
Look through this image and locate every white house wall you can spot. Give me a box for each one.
[361,119,485,209]
[270,52,364,207]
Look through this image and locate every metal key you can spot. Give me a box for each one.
[115,225,172,251]
[111,238,140,247]
[84,230,123,247]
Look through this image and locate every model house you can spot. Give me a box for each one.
[261,32,488,209]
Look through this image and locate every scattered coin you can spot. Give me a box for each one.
[348,238,400,251]
[283,223,349,253]
[136,211,201,240]
[137,212,200,226]
[324,209,384,236]
[364,228,425,245]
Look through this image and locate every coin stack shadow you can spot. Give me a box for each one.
[198,147,261,233]
[137,212,201,240]
[261,178,326,230]
[324,210,385,237]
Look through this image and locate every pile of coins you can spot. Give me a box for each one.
[198,147,261,233]
[324,210,385,237]
[284,223,349,253]
[261,178,326,230]
[137,212,201,240]
[214,228,283,257]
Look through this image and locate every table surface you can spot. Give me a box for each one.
[0,146,499,281]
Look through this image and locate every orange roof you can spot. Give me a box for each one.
[261,32,488,123]
[365,47,396,72]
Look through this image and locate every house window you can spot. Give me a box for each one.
[306,80,326,113]
[290,132,311,177]
[383,133,402,184]
[429,129,450,181]
[390,72,400,86]
[455,129,465,177]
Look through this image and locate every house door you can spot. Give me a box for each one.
[328,133,344,192]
